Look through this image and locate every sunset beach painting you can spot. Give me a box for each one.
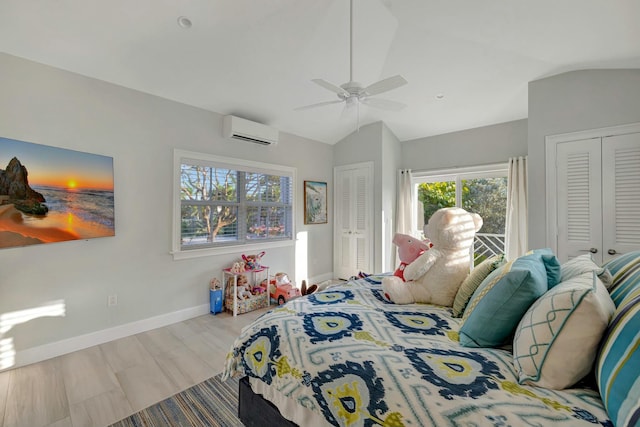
[0,137,114,249]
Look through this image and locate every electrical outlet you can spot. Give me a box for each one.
[108,294,118,306]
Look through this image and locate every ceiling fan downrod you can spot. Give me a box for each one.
[295,0,408,120]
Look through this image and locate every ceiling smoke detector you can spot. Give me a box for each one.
[177,16,192,29]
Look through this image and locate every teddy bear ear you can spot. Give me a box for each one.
[472,213,483,231]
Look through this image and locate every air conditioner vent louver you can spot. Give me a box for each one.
[231,134,273,145]
[223,115,278,146]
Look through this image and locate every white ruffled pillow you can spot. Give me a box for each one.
[560,253,612,287]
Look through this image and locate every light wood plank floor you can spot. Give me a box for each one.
[0,307,270,427]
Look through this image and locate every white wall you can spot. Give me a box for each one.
[401,119,528,171]
[527,69,640,250]
[334,123,383,273]
[334,119,525,273]
[401,70,640,252]
[381,123,402,272]
[0,53,333,368]
[333,122,384,169]
[333,121,403,274]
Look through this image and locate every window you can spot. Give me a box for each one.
[412,164,508,264]
[172,150,295,259]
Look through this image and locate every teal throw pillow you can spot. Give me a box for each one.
[459,251,549,348]
[527,248,561,288]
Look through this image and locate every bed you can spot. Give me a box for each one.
[223,273,613,426]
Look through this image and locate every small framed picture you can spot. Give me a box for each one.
[304,181,327,224]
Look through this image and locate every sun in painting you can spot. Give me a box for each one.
[67,180,77,189]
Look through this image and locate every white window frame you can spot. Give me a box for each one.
[172,149,296,260]
[411,163,508,236]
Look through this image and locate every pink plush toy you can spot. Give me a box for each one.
[392,233,432,281]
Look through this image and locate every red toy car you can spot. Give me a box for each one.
[268,273,301,305]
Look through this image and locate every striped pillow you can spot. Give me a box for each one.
[596,288,640,427]
[602,251,640,307]
[452,255,504,317]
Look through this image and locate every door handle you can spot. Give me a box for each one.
[608,249,617,255]
[580,248,598,254]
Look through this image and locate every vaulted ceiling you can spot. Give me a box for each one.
[1,0,639,144]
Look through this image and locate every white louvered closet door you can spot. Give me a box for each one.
[556,138,602,263]
[555,132,640,264]
[334,163,373,280]
[602,133,640,263]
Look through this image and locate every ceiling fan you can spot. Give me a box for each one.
[296,0,408,117]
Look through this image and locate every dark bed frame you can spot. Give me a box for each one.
[238,376,299,426]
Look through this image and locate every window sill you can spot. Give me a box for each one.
[171,239,294,261]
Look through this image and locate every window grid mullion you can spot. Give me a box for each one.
[410,164,508,263]
[178,154,294,251]
[237,171,247,243]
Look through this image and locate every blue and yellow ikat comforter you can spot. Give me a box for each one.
[223,276,611,427]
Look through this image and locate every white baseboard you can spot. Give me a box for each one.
[11,303,210,370]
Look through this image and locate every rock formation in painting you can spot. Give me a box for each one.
[0,157,48,214]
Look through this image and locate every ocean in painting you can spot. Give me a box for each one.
[1,136,115,248]
[35,185,115,229]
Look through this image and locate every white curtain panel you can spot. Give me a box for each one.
[396,169,413,234]
[393,169,413,265]
[505,156,528,260]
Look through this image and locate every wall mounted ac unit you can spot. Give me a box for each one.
[223,115,279,146]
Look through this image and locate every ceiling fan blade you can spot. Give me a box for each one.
[294,99,344,111]
[312,79,349,96]
[361,97,407,111]
[363,75,408,96]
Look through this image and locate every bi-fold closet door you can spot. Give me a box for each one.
[333,162,373,280]
[547,125,640,264]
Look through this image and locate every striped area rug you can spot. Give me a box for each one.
[109,375,241,427]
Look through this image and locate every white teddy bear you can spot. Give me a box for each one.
[382,207,482,307]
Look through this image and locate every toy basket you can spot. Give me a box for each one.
[224,292,268,314]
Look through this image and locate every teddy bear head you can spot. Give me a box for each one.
[393,233,431,264]
[424,207,483,250]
